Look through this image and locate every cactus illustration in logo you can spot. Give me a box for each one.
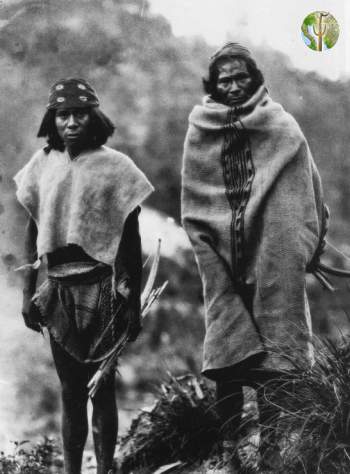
[301,12,339,51]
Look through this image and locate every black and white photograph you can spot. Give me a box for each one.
[0,1,350,473]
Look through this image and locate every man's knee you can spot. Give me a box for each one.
[61,381,88,406]
[91,375,115,404]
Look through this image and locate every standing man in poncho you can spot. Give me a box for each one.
[181,43,328,471]
[14,78,154,474]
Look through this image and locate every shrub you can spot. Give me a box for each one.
[0,437,62,474]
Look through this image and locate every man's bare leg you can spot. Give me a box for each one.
[91,374,118,474]
[50,338,89,474]
[256,379,283,470]
[61,386,89,474]
[215,380,243,470]
[216,379,244,438]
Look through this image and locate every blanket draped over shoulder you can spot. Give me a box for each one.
[14,145,154,267]
[181,86,326,379]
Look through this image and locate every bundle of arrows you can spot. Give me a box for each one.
[88,239,168,398]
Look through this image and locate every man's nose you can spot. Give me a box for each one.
[229,81,240,93]
[67,114,78,128]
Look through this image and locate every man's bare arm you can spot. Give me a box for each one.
[21,216,41,332]
[22,216,39,295]
[117,207,142,341]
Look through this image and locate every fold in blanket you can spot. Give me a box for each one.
[182,86,326,378]
[14,145,154,267]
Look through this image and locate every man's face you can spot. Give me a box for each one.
[55,108,90,147]
[215,58,254,106]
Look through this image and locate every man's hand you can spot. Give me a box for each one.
[114,274,141,341]
[22,292,42,333]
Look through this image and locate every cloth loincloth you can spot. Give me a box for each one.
[33,263,128,363]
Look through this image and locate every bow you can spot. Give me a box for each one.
[88,239,167,398]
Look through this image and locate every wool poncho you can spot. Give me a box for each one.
[181,86,326,379]
[14,145,154,266]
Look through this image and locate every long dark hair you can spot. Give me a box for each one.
[37,107,115,154]
[202,54,264,102]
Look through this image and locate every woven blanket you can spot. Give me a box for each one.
[14,146,154,266]
[181,86,326,379]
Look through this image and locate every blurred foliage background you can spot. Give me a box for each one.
[0,0,350,450]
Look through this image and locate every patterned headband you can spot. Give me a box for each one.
[47,78,99,110]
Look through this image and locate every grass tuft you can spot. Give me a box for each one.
[119,373,222,472]
[260,336,350,473]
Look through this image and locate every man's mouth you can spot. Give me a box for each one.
[228,95,246,105]
[228,94,244,102]
[65,132,80,138]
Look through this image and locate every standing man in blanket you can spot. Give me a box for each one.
[181,43,328,471]
[15,78,154,474]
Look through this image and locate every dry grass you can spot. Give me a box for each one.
[119,373,222,473]
[119,337,350,473]
[259,337,350,473]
